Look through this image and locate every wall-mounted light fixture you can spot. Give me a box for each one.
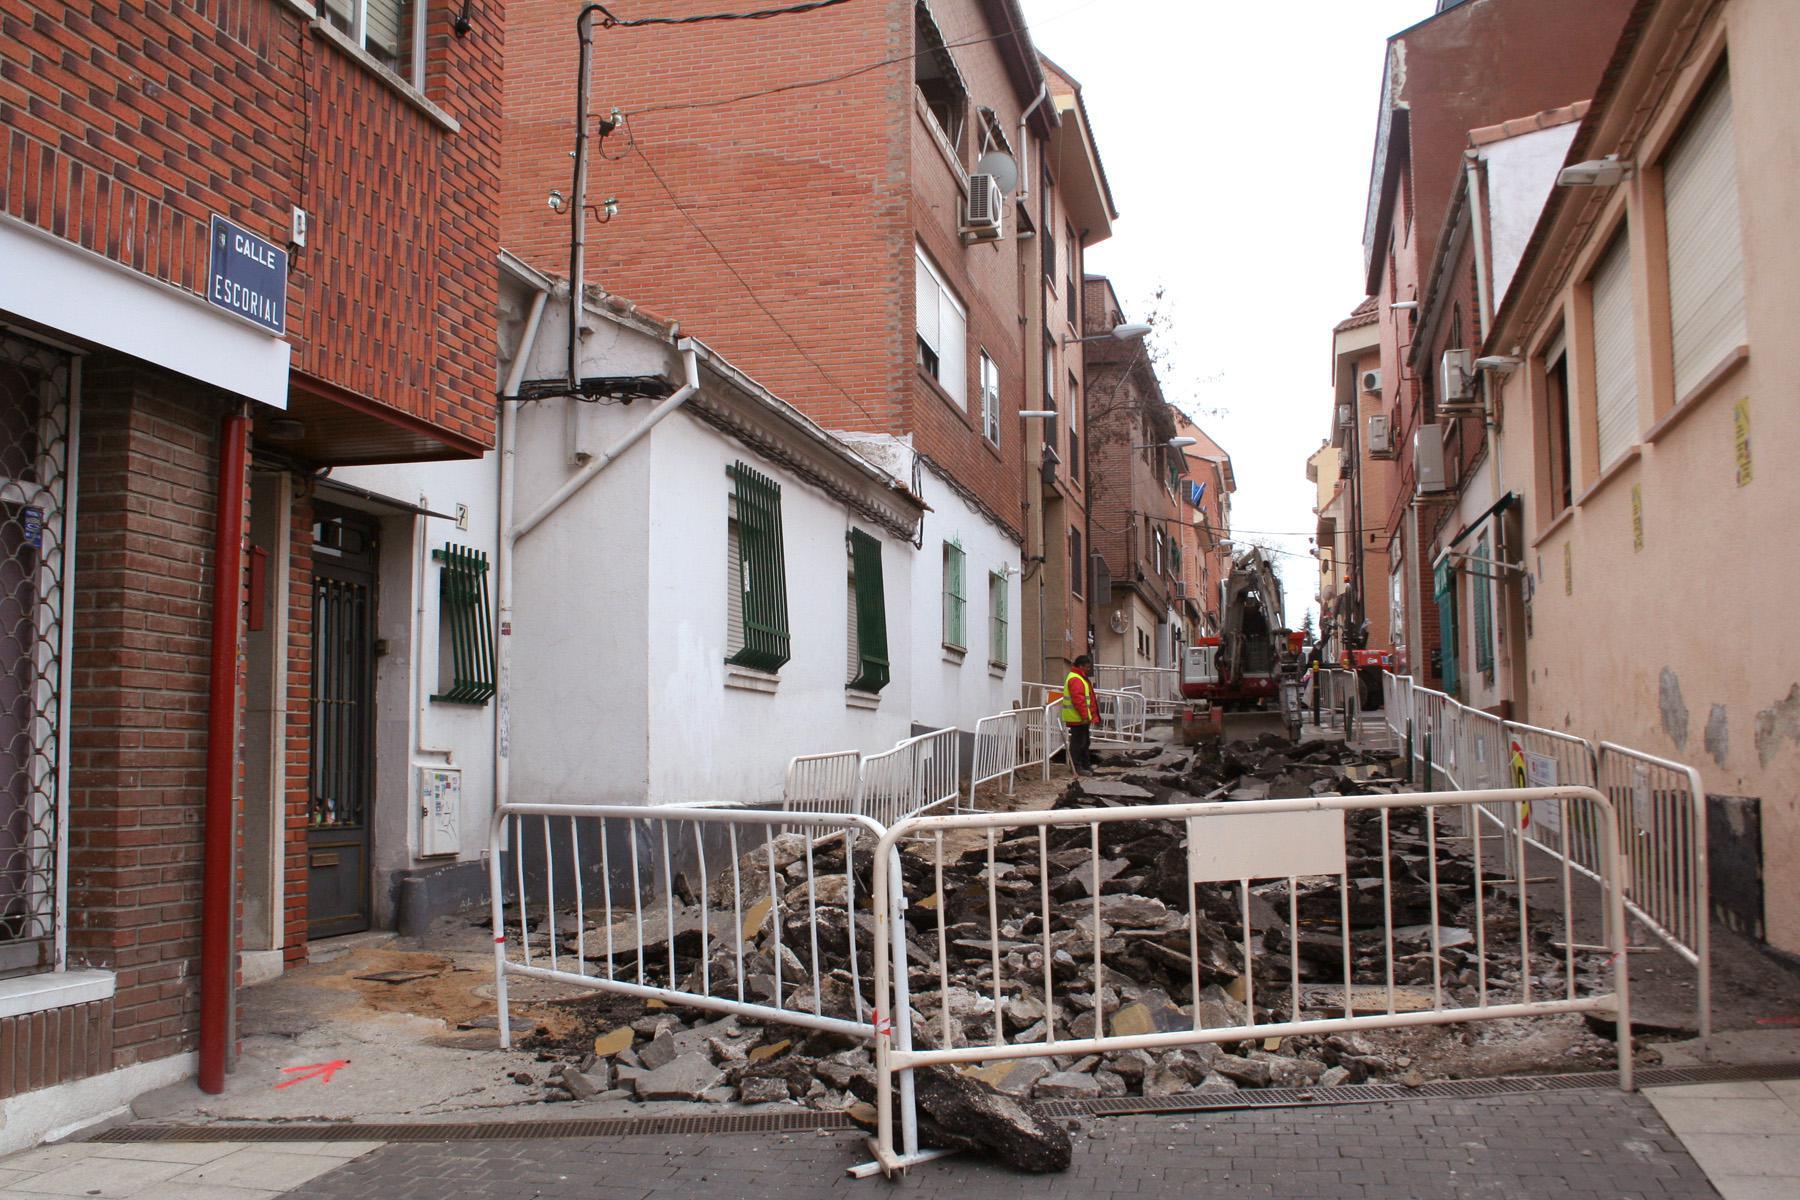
[1557,156,1634,187]
[1062,322,1152,347]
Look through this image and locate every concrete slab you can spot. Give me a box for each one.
[168,1148,359,1192]
[1675,1133,1800,1177]
[2,1155,190,1196]
[1647,1095,1799,1134]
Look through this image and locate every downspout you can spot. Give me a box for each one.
[1016,83,1049,202]
[200,405,249,1095]
[493,284,550,822]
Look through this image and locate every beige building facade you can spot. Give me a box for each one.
[1488,0,1799,950]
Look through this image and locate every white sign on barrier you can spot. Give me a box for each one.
[1187,809,1346,882]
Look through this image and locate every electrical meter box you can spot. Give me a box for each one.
[419,766,462,858]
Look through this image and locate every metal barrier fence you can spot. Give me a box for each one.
[858,727,960,828]
[865,786,1632,1176]
[783,750,862,814]
[1093,665,1180,717]
[1313,668,1361,732]
[1091,688,1150,746]
[487,803,889,1049]
[1019,701,1065,779]
[967,710,1021,810]
[1380,671,1711,1041]
[1600,743,1711,1041]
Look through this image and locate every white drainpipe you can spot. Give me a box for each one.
[1017,84,1049,201]
[494,337,700,816]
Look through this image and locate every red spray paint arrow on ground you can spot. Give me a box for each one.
[275,1059,350,1089]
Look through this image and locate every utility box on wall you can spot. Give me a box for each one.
[419,766,462,858]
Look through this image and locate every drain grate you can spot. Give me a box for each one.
[89,1061,1800,1145]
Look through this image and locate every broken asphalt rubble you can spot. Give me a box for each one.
[497,734,1615,1172]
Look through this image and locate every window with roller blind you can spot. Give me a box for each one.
[1588,230,1637,471]
[915,246,967,407]
[1662,69,1745,401]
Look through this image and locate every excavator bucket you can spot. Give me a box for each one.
[1220,709,1291,744]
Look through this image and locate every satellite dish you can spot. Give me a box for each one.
[975,150,1019,194]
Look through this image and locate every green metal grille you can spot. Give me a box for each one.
[431,543,496,705]
[1473,534,1494,677]
[988,569,1008,667]
[847,528,889,693]
[727,462,791,672]
[942,540,966,649]
[1434,556,1459,695]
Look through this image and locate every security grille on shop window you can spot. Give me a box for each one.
[0,334,76,980]
[432,543,496,705]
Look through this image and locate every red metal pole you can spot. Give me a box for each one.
[199,406,249,1095]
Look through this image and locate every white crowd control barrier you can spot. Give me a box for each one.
[1091,688,1150,746]
[1601,743,1711,1042]
[784,750,862,814]
[1093,665,1180,717]
[967,710,1022,809]
[864,786,1633,1176]
[1019,701,1066,779]
[858,727,960,828]
[487,804,889,1048]
[1381,671,1711,1041]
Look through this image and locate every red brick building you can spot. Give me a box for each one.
[0,0,502,1141]
[1356,0,1633,685]
[502,1,1114,719]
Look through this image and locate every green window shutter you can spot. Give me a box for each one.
[989,570,1008,667]
[943,541,966,649]
[1434,558,1459,695]
[1473,535,1494,677]
[726,462,791,671]
[431,543,496,705]
[848,528,889,692]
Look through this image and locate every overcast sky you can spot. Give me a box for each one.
[1023,0,1430,628]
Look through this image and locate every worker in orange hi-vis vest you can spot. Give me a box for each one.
[1060,653,1098,777]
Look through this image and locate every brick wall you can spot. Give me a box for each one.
[66,361,234,1070]
[0,999,113,1100]
[282,493,312,965]
[0,0,504,446]
[502,0,1031,535]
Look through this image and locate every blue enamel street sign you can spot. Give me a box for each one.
[206,214,287,335]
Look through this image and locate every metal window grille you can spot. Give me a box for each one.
[988,570,1008,668]
[941,541,965,650]
[1473,534,1494,678]
[847,528,889,693]
[727,463,791,672]
[1434,557,1459,695]
[0,335,75,980]
[431,543,496,705]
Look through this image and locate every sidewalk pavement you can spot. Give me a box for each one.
[0,1085,1745,1200]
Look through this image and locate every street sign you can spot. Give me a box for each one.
[207,214,287,335]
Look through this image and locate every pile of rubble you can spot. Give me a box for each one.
[502,734,1612,1169]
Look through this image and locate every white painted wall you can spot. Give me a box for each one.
[642,417,916,803]
[1483,121,1581,310]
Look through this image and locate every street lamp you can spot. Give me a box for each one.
[1131,435,1197,451]
[1062,321,1153,346]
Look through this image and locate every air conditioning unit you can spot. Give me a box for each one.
[1367,414,1394,457]
[963,174,1005,242]
[1175,581,1190,600]
[1438,348,1480,412]
[1337,404,1353,427]
[1414,423,1447,493]
[1361,369,1382,394]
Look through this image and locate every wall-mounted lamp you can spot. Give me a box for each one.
[1018,409,1058,419]
[1062,322,1153,346]
[1131,436,1197,451]
[1473,355,1523,372]
[1557,156,1634,187]
[1389,300,1418,312]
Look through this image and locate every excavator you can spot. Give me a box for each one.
[1175,548,1305,745]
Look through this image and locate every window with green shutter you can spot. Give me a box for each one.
[1473,534,1494,679]
[1433,557,1459,695]
[942,540,966,651]
[726,462,791,672]
[988,570,1008,668]
[847,528,889,693]
[432,543,496,705]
